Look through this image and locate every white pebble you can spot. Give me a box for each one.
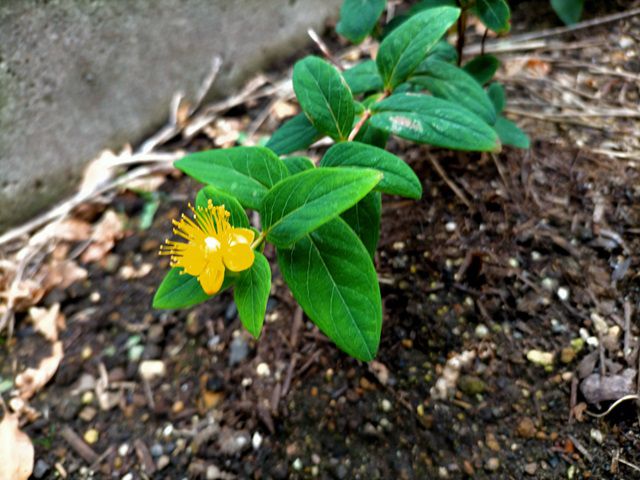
[121,474,133,480]
[541,277,557,291]
[531,251,542,261]
[590,428,603,444]
[162,424,174,437]
[252,432,263,450]
[526,349,554,367]
[445,221,457,232]
[381,399,392,412]
[590,312,608,335]
[292,458,303,471]
[475,324,489,339]
[508,257,519,268]
[557,287,570,301]
[139,360,166,380]
[118,443,129,457]
[256,362,271,377]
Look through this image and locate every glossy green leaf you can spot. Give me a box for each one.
[495,116,530,149]
[266,113,321,155]
[320,142,422,199]
[376,6,461,90]
[195,186,249,229]
[153,268,235,309]
[277,218,382,361]
[261,167,382,247]
[426,40,458,64]
[370,93,501,152]
[487,82,506,114]
[342,60,384,95]
[293,56,355,141]
[463,55,500,85]
[234,252,271,338]
[175,147,289,210]
[551,0,583,25]
[336,0,386,44]
[471,0,511,34]
[411,58,497,124]
[282,156,314,175]
[341,192,381,259]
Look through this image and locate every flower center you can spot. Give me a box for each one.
[204,236,221,251]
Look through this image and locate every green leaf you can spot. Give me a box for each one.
[293,56,355,141]
[153,268,235,309]
[342,60,384,95]
[411,58,497,125]
[551,0,583,25]
[195,186,249,228]
[261,167,382,247]
[277,218,382,361]
[381,0,458,39]
[370,93,501,152]
[426,39,458,64]
[471,0,511,34]
[282,156,314,175]
[495,116,530,149]
[266,113,321,155]
[320,142,422,199]
[354,120,389,149]
[234,251,271,338]
[341,192,381,259]
[463,55,500,85]
[336,0,386,44]
[376,6,461,90]
[175,147,289,210]
[487,82,506,114]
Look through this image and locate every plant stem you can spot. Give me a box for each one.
[456,11,467,66]
[251,231,266,250]
[347,91,390,142]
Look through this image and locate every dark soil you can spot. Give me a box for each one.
[2,3,640,480]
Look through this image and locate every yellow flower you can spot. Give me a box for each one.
[159,200,255,294]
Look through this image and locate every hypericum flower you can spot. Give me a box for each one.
[159,200,255,294]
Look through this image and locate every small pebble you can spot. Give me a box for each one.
[139,360,166,380]
[157,455,170,471]
[81,391,94,405]
[81,345,93,360]
[78,406,97,422]
[526,350,554,367]
[590,312,608,334]
[292,458,303,471]
[150,443,163,457]
[475,324,489,339]
[33,459,50,479]
[560,347,576,364]
[256,362,271,377]
[524,462,538,476]
[118,443,129,456]
[590,428,603,444]
[445,221,457,232]
[541,277,557,291]
[516,417,536,438]
[484,457,500,472]
[252,432,263,450]
[229,336,249,366]
[84,428,99,445]
[381,399,392,412]
[121,474,133,480]
[557,287,569,301]
[508,257,519,268]
[438,466,449,478]
[531,250,542,261]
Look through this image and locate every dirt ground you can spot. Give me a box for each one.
[1,2,639,479]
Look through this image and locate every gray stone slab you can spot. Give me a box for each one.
[0,0,341,232]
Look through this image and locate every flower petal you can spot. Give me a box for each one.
[177,243,208,276]
[223,228,255,272]
[198,264,225,295]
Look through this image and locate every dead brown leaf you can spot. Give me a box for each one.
[271,100,297,120]
[15,341,64,400]
[81,210,125,263]
[118,263,152,280]
[42,260,88,291]
[0,411,34,480]
[29,303,64,342]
